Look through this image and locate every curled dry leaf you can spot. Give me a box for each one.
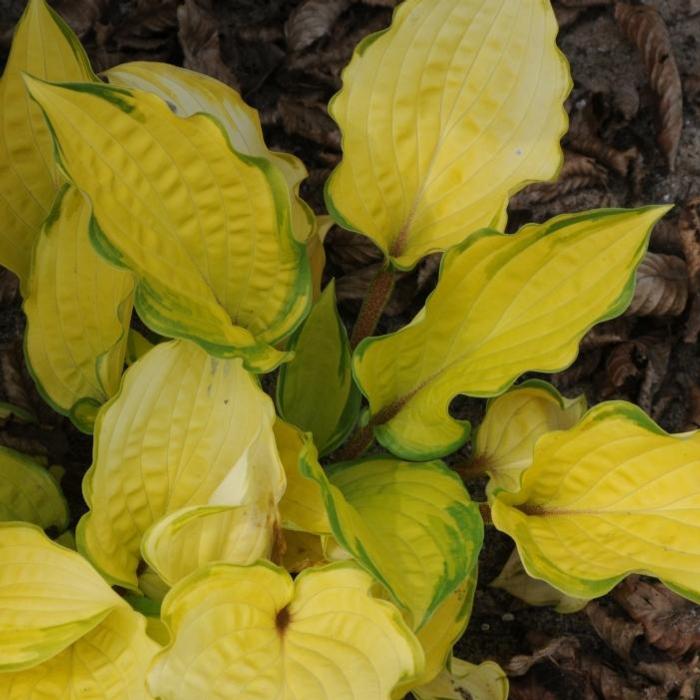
[580,318,633,350]
[177,0,239,90]
[586,601,644,660]
[52,0,109,38]
[567,107,639,176]
[553,6,582,29]
[613,576,700,658]
[506,636,581,677]
[510,152,607,208]
[604,341,642,391]
[680,198,700,342]
[277,94,340,149]
[614,3,683,171]
[285,0,350,52]
[687,385,700,429]
[627,252,688,317]
[649,218,684,256]
[551,348,602,389]
[556,0,611,6]
[325,226,384,271]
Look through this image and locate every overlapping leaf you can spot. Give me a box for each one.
[25,77,310,372]
[475,380,586,493]
[105,60,314,242]
[0,523,122,671]
[78,339,285,589]
[0,446,68,531]
[277,281,360,455]
[148,562,424,700]
[0,607,158,700]
[354,207,670,460]
[24,185,134,432]
[300,444,483,629]
[414,569,478,686]
[276,420,330,534]
[326,0,571,269]
[0,0,93,286]
[414,658,509,700]
[142,504,274,587]
[491,402,700,602]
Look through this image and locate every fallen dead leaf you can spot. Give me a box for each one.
[285,0,350,52]
[613,576,700,658]
[177,0,239,90]
[277,94,340,149]
[510,151,608,208]
[627,252,688,317]
[614,3,683,171]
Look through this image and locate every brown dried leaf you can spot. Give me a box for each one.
[325,227,384,271]
[679,197,700,290]
[649,218,684,256]
[552,348,602,388]
[688,386,700,429]
[604,341,642,392]
[177,0,239,90]
[285,0,350,52]
[0,344,33,413]
[614,4,683,171]
[567,108,639,176]
[580,318,633,349]
[52,0,109,38]
[613,576,700,658]
[627,252,688,317]
[510,152,608,208]
[554,6,582,28]
[506,636,581,677]
[355,0,401,6]
[636,337,671,414]
[586,601,644,660]
[508,675,560,700]
[277,94,340,149]
[0,268,18,305]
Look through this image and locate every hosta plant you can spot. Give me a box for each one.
[0,0,695,698]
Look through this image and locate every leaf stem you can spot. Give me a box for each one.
[349,266,396,349]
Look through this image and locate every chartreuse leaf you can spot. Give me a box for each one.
[326,0,571,269]
[24,185,134,432]
[491,401,700,602]
[147,561,424,700]
[300,442,483,629]
[0,446,68,530]
[24,77,310,373]
[275,419,330,534]
[78,339,285,590]
[354,207,670,460]
[126,328,155,365]
[413,568,478,686]
[0,606,158,699]
[414,658,509,700]
[0,0,93,286]
[277,281,360,455]
[475,380,586,493]
[0,523,122,671]
[141,504,274,587]
[105,60,314,243]
[491,548,588,613]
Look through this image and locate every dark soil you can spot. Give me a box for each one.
[1,1,699,698]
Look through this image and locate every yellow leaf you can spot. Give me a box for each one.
[77,339,285,590]
[0,0,93,286]
[414,569,478,686]
[491,401,700,602]
[142,504,274,587]
[475,380,586,493]
[0,523,122,671]
[24,77,310,373]
[148,561,424,700]
[354,206,670,460]
[307,215,333,300]
[326,0,571,269]
[105,60,314,243]
[275,420,330,534]
[277,281,360,455]
[126,328,155,365]
[491,548,588,613]
[0,446,68,531]
[0,606,158,699]
[24,185,134,432]
[300,443,483,629]
[414,658,509,700]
